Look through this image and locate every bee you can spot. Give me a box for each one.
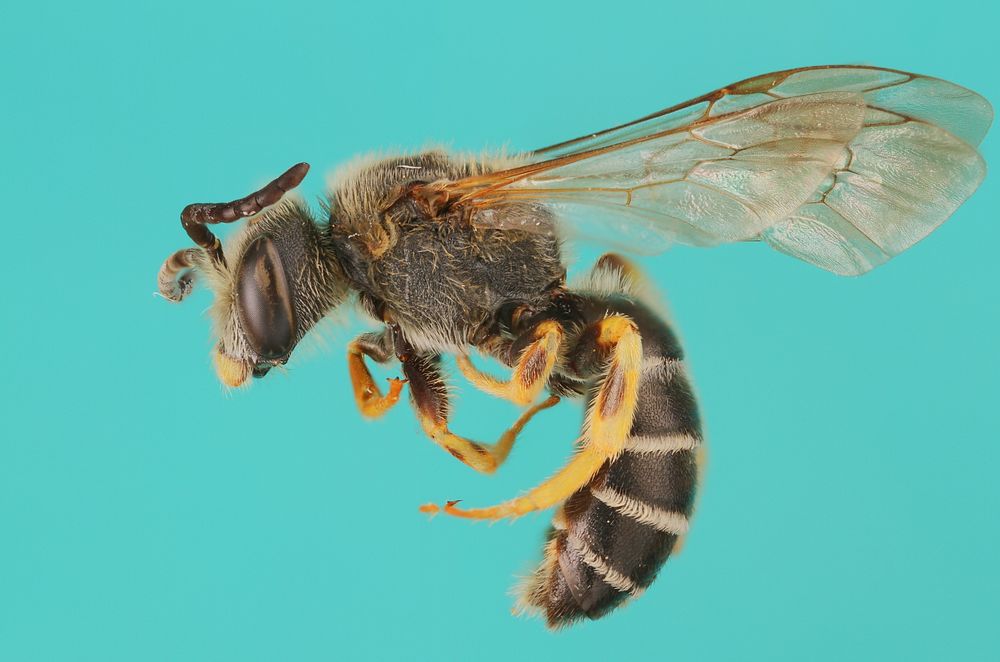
[157,66,991,628]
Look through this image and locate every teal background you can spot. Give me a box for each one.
[2,0,998,659]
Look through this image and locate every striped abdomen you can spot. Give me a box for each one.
[521,296,703,627]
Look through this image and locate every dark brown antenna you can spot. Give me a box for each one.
[180,162,310,266]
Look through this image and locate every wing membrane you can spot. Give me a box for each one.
[418,66,991,274]
[762,116,987,274]
[459,92,869,246]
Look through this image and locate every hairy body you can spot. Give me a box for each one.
[329,151,702,625]
[160,149,702,626]
[327,151,565,355]
[158,65,989,627]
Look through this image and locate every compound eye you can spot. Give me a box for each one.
[236,235,296,360]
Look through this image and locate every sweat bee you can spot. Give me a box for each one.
[157,66,991,628]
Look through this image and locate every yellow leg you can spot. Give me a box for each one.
[456,320,563,406]
[416,395,560,475]
[422,315,642,519]
[348,341,406,419]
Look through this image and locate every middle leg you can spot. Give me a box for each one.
[423,314,643,519]
[402,353,559,475]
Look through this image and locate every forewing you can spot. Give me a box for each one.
[754,69,991,274]
[532,66,991,159]
[423,66,991,273]
[472,92,866,251]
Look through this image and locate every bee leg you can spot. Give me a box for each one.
[420,396,561,475]
[403,353,560,474]
[456,319,563,406]
[422,315,642,519]
[347,331,407,419]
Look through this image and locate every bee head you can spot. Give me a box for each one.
[157,164,348,387]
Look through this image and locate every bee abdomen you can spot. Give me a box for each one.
[521,322,702,627]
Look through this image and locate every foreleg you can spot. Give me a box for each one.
[347,331,407,419]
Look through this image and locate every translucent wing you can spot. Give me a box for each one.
[416,66,992,274]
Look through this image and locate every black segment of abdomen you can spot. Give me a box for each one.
[543,295,702,625]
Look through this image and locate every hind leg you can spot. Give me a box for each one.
[423,314,642,519]
[457,319,563,406]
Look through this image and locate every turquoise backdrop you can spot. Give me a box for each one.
[2,1,997,660]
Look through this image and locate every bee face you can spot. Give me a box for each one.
[212,233,295,387]
[209,203,348,387]
[159,187,348,388]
